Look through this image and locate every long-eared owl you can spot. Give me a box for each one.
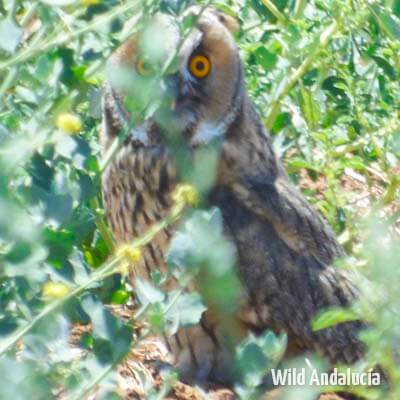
[101,6,365,385]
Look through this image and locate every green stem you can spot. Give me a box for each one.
[261,0,288,25]
[293,0,307,19]
[89,196,115,252]
[380,176,400,207]
[99,124,132,173]
[0,1,142,72]
[0,203,184,357]
[19,2,38,26]
[7,0,16,19]
[70,361,117,400]
[388,209,400,227]
[0,257,119,355]
[333,139,366,158]
[242,22,276,34]
[71,285,185,400]
[0,67,17,104]
[368,3,399,42]
[265,20,339,130]
[333,116,400,158]
[0,3,39,106]
[163,288,184,314]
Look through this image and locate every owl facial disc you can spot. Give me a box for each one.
[103,7,244,149]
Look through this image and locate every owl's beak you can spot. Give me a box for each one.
[163,73,194,114]
[164,73,181,111]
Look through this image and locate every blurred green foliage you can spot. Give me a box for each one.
[0,0,399,399]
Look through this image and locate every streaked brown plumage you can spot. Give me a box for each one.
[101,6,365,384]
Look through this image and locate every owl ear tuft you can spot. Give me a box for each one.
[212,9,240,34]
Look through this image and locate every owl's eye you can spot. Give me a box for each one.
[189,54,211,79]
[136,58,155,77]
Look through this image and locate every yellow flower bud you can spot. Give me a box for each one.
[81,0,100,6]
[86,74,103,85]
[115,245,142,276]
[42,282,70,300]
[172,184,199,207]
[56,112,82,134]
[116,244,142,264]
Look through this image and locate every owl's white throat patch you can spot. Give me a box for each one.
[190,100,241,147]
[190,121,225,147]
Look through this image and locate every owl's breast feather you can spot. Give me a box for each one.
[102,143,177,280]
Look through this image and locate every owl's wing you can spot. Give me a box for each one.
[231,172,344,265]
[213,170,365,364]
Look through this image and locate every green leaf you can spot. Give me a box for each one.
[254,46,278,71]
[394,0,400,17]
[134,279,165,305]
[235,331,286,388]
[81,295,129,347]
[236,341,268,387]
[4,242,32,263]
[372,56,397,80]
[181,13,197,31]
[45,193,73,224]
[166,292,206,328]
[0,18,22,54]
[287,158,318,172]
[312,307,360,331]
[15,86,38,105]
[370,5,400,40]
[147,303,166,333]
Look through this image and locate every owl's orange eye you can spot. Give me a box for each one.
[136,58,155,77]
[189,54,211,79]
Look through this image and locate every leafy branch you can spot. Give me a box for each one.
[0,200,186,357]
[265,19,339,129]
[71,284,185,400]
[0,1,142,72]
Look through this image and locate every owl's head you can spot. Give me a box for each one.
[102,7,244,149]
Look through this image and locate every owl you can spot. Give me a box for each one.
[101,6,365,385]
